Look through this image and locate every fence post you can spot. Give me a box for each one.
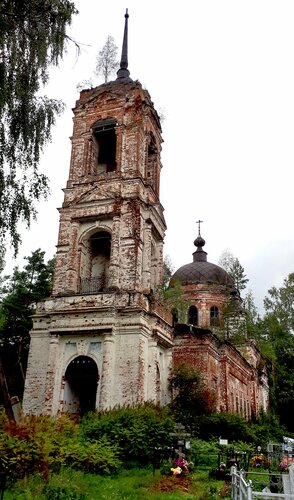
[288,463,294,498]
[231,466,237,499]
[247,479,253,500]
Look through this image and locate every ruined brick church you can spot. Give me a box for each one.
[23,12,269,418]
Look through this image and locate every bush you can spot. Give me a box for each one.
[250,413,288,449]
[0,405,174,482]
[0,413,121,482]
[189,438,220,468]
[169,364,215,433]
[44,485,86,500]
[198,412,255,442]
[80,403,175,465]
[61,436,121,474]
[0,414,59,480]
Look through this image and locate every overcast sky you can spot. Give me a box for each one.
[6,1,294,314]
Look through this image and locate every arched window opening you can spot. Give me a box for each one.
[92,118,117,174]
[210,305,220,326]
[147,134,157,187]
[63,356,99,416]
[172,308,178,326]
[80,231,111,293]
[188,305,198,326]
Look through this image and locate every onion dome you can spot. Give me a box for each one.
[171,231,235,289]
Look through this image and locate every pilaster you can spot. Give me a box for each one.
[99,332,115,409]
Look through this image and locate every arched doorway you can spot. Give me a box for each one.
[64,356,99,416]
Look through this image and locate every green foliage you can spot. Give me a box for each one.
[0,415,57,480]
[0,413,121,484]
[229,259,249,293]
[169,364,215,433]
[4,470,89,499]
[243,289,259,325]
[0,406,171,484]
[153,257,190,323]
[189,438,220,468]
[190,439,253,472]
[95,35,119,83]
[252,274,294,432]
[198,412,255,442]
[218,250,249,293]
[0,249,55,399]
[0,0,78,253]
[264,273,294,333]
[164,279,191,323]
[3,467,230,500]
[251,412,286,448]
[44,484,86,500]
[196,411,288,449]
[80,403,175,465]
[60,436,121,475]
[272,331,294,431]
[162,255,174,290]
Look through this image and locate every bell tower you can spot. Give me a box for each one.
[23,11,173,416]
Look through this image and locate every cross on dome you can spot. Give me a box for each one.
[196,219,203,236]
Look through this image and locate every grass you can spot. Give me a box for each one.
[3,467,231,499]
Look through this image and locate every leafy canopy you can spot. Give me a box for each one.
[264,272,294,334]
[169,363,215,433]
[80,403,174,465]
[0,249,55,399]
[259,273,294,431]
[0,0,78,254]
[218,249,249,293]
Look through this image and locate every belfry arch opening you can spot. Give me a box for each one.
[80,230,111,294]
[63,356,99,416]
[146,133,158,192]
[90,231,111,285]
[91,118,117,174]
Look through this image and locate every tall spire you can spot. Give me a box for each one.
[116,9,132,82]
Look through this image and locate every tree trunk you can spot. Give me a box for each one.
[0,354,14,421]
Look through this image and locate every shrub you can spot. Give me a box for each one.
[198,412,255,442]
[0,413,121,481]
[44,484,87,499]
[250,413,288,449]
[61,436,121,474]
[0,414,59,480]
[80,403,175,465]
[189,438,220,468]
[169,364,215,434]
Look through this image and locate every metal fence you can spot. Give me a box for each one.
[231,467,254,500]
[231,465,294,500]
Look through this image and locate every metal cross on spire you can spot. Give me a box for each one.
[196,219,203,235]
